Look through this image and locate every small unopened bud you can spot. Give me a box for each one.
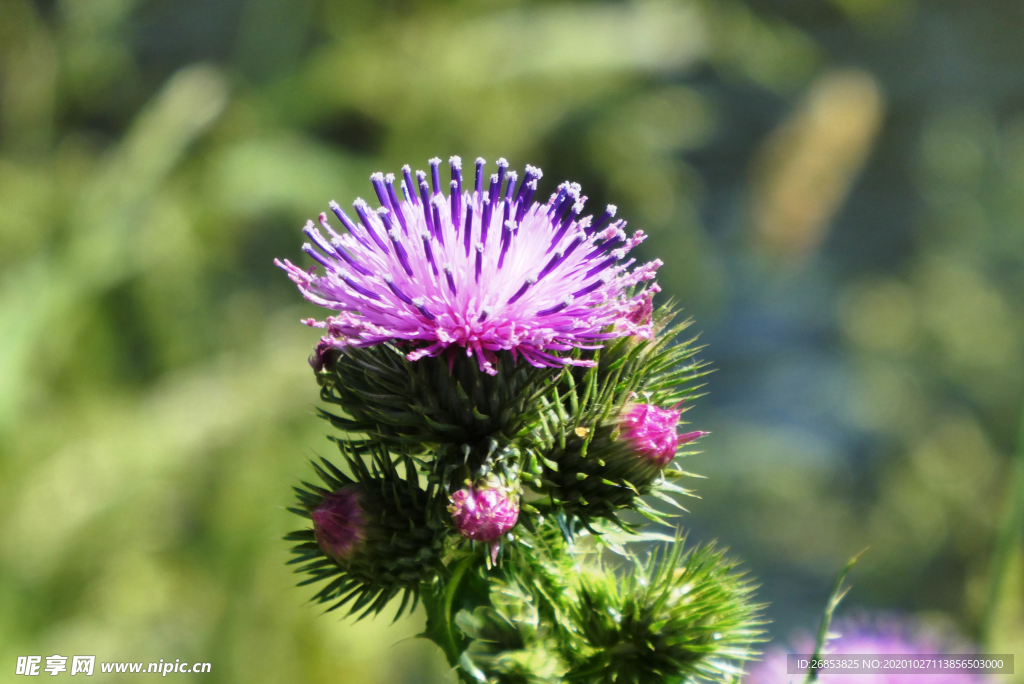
[312,486,366,563]
[448,485,519,543]
[621,403,702,467]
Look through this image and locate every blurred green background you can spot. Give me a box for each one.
[1,0,1022,681]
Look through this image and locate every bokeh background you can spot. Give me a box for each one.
[1,0,1023,681]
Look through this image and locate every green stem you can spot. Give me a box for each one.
[804,549,865,684]
[421,556,475,670]
[981,401,1024,649]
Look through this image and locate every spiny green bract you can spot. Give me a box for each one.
[447,517,580,684]
[286,443,448,620]
[315,344,558,449]
[449,519,764,684]
[564,542,766,684]
[457,578,569,684]
[526,305,710,530]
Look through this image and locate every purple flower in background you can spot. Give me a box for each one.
[276,157,661,375]
[311,487,366,563]
[620,403,705,467]
[747,616,990,684]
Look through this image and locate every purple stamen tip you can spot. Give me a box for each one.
[376,206,394,232]
[516,165,543,203]
[302,243,335,271]
[504,171,518,203]
[450,180,461,235]
[572,277,609,298]
[450,155,463,191]
[414,297,436,320]
[419,181,434,236]
[429,157,442,195]
[474,157,486,195]
[487,173,501,205]
[341,273,382,300]
[585,255,618,279]
[384,275,414,305]
[508,277,535,304]
[384,173,408,234]
[590,204,617,234]
[444,267,457,295]
[496,158,509,196]
[403,165,418,205]
[353,198,389,253]
[537,250,564,281]
[370,172,390,210]
[547,185,568,215]
[537,297,572,316]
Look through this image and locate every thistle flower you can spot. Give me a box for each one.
[276,157,661,376]
[621,403,706,467]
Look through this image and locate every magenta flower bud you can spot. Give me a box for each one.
[621,403,705,467]
[449,484,520,543]
[311,486,366,563]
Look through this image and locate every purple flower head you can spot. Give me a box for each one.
[275,158,662,375]
[311,486,366,563]
[448,482,520,544]
[748,616,989,684]
[620,403,705,467]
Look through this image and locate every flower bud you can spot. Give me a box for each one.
[288,451,447,619]
[311,486,365,563]
[621,403,705,467]
[530,400,707,530]
[449,483,520,543]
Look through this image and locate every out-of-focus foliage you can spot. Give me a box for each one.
[0,0,1021,682]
